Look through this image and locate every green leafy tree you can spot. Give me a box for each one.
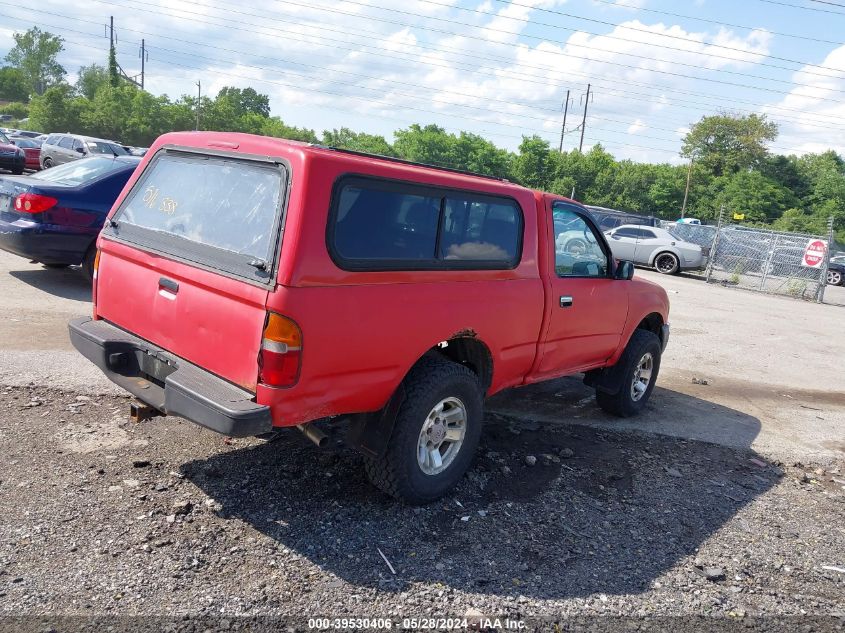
[394,124,456,168]
[512,135,553,190]
[681,113,778,177]
[76,64,110,100]
[4,27,66,95]
[0,66,29,102]
[0,102,28,120]
[322,127,396,156]
[27,84,84,133]
[107,44,120,88]
[714,171,796,223]
[216,87,270,117]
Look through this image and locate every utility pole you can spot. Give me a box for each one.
[109,15,114,48]
[558,90,570,153]
[578,83,591,153]
[195,80,201,131]
[139,39,147,90]
[681,158,693,218]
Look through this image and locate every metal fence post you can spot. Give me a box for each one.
[760,231,777,291]
[704,205,725,283]
[816,216,835,304]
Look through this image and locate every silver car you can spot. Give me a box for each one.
[603,225,706,274]
[39,133,128,169]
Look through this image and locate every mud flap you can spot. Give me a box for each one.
[347,384,407,458]
[583,365,626,396]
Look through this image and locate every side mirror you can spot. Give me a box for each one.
[75,146,85,154]
[614,260,635,280]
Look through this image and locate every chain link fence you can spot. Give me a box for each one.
[662,213,844,306]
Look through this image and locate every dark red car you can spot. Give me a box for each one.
[0,130,25,175]
[10,137,41,171]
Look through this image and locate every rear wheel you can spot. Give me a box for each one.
[828,269,843,286]
[654,252,680,275]
[42,263,70,269]
[596,329,662,417]
[12,166,23,175]
[364,356,483,505]
[42,157,53,169]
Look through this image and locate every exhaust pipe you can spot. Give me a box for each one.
[297,423,328,448]
[129,401,163,423]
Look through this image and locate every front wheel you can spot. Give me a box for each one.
[596,329,662,417]
[828,269,843,286]
[364,356,483,505]
[654,252,680,275]
[42,157,53,169]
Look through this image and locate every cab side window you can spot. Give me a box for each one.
[552,204,608,278]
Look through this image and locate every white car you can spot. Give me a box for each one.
[604,225,707,274]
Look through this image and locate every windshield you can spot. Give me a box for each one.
[87,141,128,156]
[0,131,9,144]
[12,138,38,148]
[31,156,128,186]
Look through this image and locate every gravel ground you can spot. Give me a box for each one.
[1,386,843,629]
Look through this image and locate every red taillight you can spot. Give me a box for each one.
[259,313,302,388]
[13,193,58,214]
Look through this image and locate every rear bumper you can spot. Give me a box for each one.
[0,217,92,264]
[68,317,272,437]
[0,154,24,171]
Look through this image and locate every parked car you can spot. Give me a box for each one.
[585,205,661,231]
[9,137,41,171]
[11,130,42,139]
[676,218,701,225]
[39,133,128,169]
[604,224,707,274]
[0,130,25,175]
[0,155,141,277]
[827,260,844,286]
[68,132,670,504]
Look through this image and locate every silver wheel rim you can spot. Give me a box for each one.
[828,270,842,285]
[416,397,467,476]
[630,352,654,402]
[656,254,676,273]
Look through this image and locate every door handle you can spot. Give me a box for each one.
[559,295,573,308]
[158,277,179,293]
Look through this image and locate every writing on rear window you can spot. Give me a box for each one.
[115,153,283,264]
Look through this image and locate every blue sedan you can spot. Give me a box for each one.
[0,155,140,278]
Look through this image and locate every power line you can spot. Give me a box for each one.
[589,0,845,45]
[484,0,845,74]
[15,5,845,145]
[754,0,845,14]
[41,0,845,125]
[8,3,844,138]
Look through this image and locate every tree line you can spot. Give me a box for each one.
[1,27,843,242]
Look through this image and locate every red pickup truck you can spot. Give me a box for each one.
[69,132,669,504]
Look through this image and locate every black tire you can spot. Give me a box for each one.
[42,157,53,169]
[81,246,97,281]
[42,263,70,269]
[653,252,680,275]
[827,269,843,286]
[596,329,662,417]
[364,355,483,505]
[12,167,24,175]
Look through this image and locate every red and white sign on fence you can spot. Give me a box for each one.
[801,239,828,268]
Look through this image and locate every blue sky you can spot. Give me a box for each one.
[2,0,844,163]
